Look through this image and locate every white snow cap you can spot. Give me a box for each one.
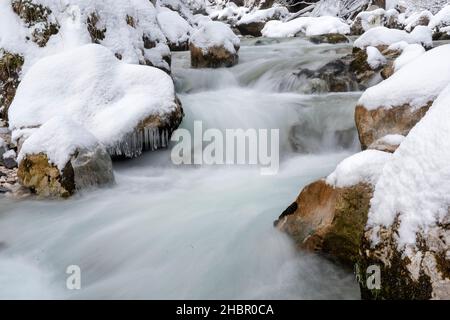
[9,44,177,149]
[18,116,99,171]
[157,7,192,47]
[190,21,240,54]
[261,16,350,38]
[354,26,432,49]
[358,44,450,110]
[326,150,392,188]
[368,83,450,246]
[237,6,289,25]
[366,46,387,69]
[393,43,425,71]
[2,149,16,160]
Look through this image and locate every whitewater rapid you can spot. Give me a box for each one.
[0,37,361,299]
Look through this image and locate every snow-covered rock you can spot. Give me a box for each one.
[354,26,433,49]
[404,10,434,31]
[190,21,240,68]
[9,44,183,158]
[393,43,425,71]
[236,6,289,36]
[351,8,388,35]
[428,4,450,29]
[326,150,392,188]
[355,44,450,149]
[360,83,450,300]
[0,0,172,73]
[157,7,192,51]
[366,46,387,69]
[17,116,114,198]
[261,16,350,38]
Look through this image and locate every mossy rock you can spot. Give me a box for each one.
[0,50,24,121]
[18,153,75,198]
[12,0,60,47]
[275,179,373,269]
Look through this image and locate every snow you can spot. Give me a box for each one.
[428,4,450,29]
[393,43,425,71]
[377,134,406,146]
[2,149,16,160]
[208,2,248,23]
[355,8,387,32]
[368,83,450,246]
[8,44,177,150]
[403,10,433,31]
[261,16,350,38]
[366,46,386,69]
[190,21,240,54]
[0,0,171,73]
[18,116,98,171]
[237,6,289,25]
[157,7,192,46]
[354,26,432,49]
[358,44,450,110]
[326,150,392,188]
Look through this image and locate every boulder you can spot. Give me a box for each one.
[357,85,450,299]
[8,44,184,158]
[355,102,431,150]
[275,150,391,269]
[17,117,114,198]
[190,21,240,68]
[236,22,265,37]
[275,179,373,268]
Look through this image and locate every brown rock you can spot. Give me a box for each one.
[18,146,114,198]
[275,179,373,268]
[355,102,431,150]
[190,44,239,68]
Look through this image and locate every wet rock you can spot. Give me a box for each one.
[0,50,24,122]
[275,179,373,268]
[190,44,239,68]
[236,21,265,37]
[11,0,60,47]
[309,33,350,44]
[355,102,431,150]
[3,156,17,169]
[18,145,114,198]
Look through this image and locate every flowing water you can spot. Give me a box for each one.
[0,37,362,299]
